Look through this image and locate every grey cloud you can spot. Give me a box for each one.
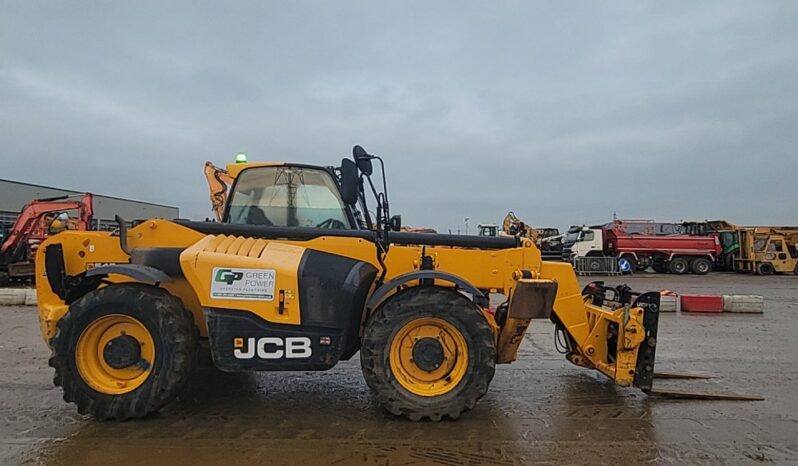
[1,1,796,232]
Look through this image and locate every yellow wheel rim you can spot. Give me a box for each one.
[75,314,155,395]
[389,317,469,397]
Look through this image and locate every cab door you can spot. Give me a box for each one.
[768,238,792,272]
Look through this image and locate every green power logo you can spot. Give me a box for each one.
[215,268,244,285]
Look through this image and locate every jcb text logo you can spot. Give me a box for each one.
[233,337,312,359]
[215,268,244,285]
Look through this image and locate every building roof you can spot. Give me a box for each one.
[0,178,178,210]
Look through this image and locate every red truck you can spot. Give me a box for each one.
[564,224,722,274]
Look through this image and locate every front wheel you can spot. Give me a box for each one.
[756,263,775,276]
[360,287,496,421]
[49,284,198,420]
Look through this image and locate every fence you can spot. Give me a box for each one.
[573,256,621,276]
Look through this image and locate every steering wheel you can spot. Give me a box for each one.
[315,218,347,229]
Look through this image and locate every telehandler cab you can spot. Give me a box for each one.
[35,146,739,422]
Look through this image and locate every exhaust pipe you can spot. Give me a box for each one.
[115,215,132,256]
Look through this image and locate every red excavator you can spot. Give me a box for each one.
[0,193,93,286]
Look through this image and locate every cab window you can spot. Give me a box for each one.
[226,166,351,229]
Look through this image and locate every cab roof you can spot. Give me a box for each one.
[225,162,285,178]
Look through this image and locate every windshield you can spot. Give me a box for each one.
[226,166,351,229]
[753,237,767,252]
[564,232,579,245]
[479,226,497,236]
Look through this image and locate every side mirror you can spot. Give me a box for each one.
[390,214,402,232]
[339,159,359,205]
[352,145,373,176]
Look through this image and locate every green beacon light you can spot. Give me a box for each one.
[235,152,248,164]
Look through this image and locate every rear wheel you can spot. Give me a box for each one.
[0,271,9,287]
[756,263,775,276]
[668,257,689,275]
[361,287,495,421]
[690,257,713,275]
[49,284,198,420]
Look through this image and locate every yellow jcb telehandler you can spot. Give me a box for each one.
[35,146,753,421]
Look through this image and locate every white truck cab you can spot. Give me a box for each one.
[566,227,604,261]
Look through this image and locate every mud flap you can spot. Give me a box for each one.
[632,292,660,391]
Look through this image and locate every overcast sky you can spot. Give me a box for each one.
[1,2,796,232]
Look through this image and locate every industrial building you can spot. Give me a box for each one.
[0,178,179,233]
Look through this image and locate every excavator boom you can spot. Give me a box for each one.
[204,162,233,222]
[1,193,93,256]
[502,211,540,242]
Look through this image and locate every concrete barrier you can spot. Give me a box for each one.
[24,289,37,306]
[681,294,724,313]
[723,295,764,313]
[0,289,28,306]
[659,292,679,312]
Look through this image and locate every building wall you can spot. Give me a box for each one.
[0,179,179,231]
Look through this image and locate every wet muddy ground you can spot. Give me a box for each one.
[2,273,797,465]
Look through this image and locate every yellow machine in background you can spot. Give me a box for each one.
[502,211,540,243]
[735,227,798,275]
[35,146,671,421]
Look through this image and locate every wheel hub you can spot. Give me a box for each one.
[412,337,445,372]
[103,334,142,369]
[389,317,469,397]
[75,314,155,395]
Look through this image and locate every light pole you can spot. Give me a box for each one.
[464,217,470,235]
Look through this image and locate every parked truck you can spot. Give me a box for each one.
[681,220,739,271]
[564,224,722,274]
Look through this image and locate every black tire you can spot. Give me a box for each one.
[361,287,496,422]
[794,263,798,276]
[49,284,198,420]
[668,257,689,275]
[651,262,668,274]
[618,255,637,274]
[690,257,713,275]
[0,271,9,287]
[756,263,775,276]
